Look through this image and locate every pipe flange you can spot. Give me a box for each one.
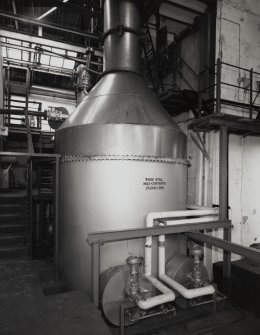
[102,25,140,42]
[61,154,190,166]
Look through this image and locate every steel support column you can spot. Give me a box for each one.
[249,68,253,119]
[219,125,231,278]
[91,243,100,307]
[155,11,160,96]
[216,58,221,114]
[27,158,33,258]
[55,156,60,281]
[0,40,4,184]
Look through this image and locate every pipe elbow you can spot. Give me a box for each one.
[160,275,215,300]
[183,285,215,299]
[146,212,155,228]
[137,275,175,310]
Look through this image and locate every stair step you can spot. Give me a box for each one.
[0,224,27,234]
[0,214,28,224]
[0,234,27,247]
[0,246,29,259]
[0,204,26,214]
[0,196,27,205]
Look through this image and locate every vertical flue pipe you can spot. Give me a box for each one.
[103,0,141,73]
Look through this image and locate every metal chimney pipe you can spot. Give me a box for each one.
[103,0,142,73]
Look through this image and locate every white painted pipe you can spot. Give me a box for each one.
[144,208,218,275]
[144,215,218,277]
[139,236,175,310]
[162,216,218,226]
[158,234,215,299]
[146,208,219,228]
[144,236,152,276]
[143,209,218,304]
[187,205,216,210]
[161,275,215,299]
[137,275,175,310]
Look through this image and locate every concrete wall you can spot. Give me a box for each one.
[215,0,260,259]
[191,0,260,268]
[175,0,260,273]
[216,0,260,115]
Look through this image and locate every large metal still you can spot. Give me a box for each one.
[56,0,188,291]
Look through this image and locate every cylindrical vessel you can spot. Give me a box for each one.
[56,0,188,292]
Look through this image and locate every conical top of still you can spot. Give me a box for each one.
[57,0,186,158]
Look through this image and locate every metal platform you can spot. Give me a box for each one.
[189,113,260,136]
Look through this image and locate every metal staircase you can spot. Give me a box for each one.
[141,24,164,94]
[0,194,29,259]
[142,34,201,117]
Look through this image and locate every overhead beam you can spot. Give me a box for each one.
[0,29,86,53]
[87,220,231,245]
[0,10,99,40]
[166,0,207,14]
[1,41,102,66]
[144,0,165,21]
[3,60,73,78]
[160,14,190,27]
[186,232,260,264]
[160,3,194,25]
[11,0,19,30]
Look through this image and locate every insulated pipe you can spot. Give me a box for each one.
[144,209,218,302]
[161,216,218,226]
[138,235,175,310]
[140,210,218,309]
[187,205,216,210]
[158,235,215,299]
[144,209,219,277]
[137,275,175,310]
[146,208,219,228]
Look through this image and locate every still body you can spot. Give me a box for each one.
[59,158,187,291]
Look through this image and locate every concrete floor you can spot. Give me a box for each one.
[1,259,260,335]
[0,259,111,335]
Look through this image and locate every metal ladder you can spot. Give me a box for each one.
[141,24,164,95]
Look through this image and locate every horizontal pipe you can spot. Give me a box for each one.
[187,205,215,210]
[137,275,175,310]
[162,216,218,225]
[146,208,219,227]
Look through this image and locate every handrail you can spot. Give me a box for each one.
[176,68,196,92]
[221,61,260,76]
[176,54,199,79]
[198,59,260,117]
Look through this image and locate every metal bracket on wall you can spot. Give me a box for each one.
[190,131,210,161]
